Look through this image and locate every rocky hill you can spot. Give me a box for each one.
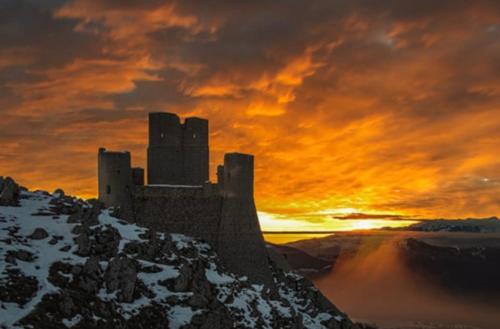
[267,243,333,278]
[0,177,368,329]
[400,238,500,302]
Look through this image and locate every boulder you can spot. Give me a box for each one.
[78,256,102,294]
[105,256,137,302]
[0,269,38,305]
[29,228,49,240]
[93,226,120,257]
[75,231,91,256]
[0,176,20,206]
[52,189,65,198]
[57,294,75,317]
[6,249,35,263]
[188,293,209,308]
[192,310,233,329]
[173,263,192,292]
[67,203,101,226]
[74,225,120,257]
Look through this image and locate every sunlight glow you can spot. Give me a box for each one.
[258,211,418,232]
[351,220,377,230]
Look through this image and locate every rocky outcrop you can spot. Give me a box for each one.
[0,269,38,305]
[0,176,20,206]
[104,255,137,302]
[0,183,372,329]
[74,224,120,257]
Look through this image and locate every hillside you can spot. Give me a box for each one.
[0,177,367,329]
[266,243,333,277]
[401,238,500,301]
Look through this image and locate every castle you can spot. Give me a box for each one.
[97,112,273,286]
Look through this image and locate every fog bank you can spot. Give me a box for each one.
[313,236,500,329]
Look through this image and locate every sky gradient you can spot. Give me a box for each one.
[1,0,500,230]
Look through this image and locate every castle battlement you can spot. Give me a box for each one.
[98,112,255,206]
[97,112,273,287]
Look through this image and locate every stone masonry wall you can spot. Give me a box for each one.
[128,185,275,287]
[130,186,223,248]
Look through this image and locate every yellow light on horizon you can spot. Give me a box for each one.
[351,220,377,230]
[258,211,418,232]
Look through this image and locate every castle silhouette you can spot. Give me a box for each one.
[97,112,273,286]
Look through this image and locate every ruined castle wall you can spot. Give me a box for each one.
[217,165,224,192]
[147,112,183,185]
[183,117,209,185]
[131,167,144,186]
[131,186,223,246]
[128,174,274,287]
[98,148,133,208]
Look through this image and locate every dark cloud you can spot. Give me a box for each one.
[0,0,108,69]
[1,0,500,226]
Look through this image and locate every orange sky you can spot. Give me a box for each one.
[1,0,500,231]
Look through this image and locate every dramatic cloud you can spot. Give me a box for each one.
[1,0,500,229]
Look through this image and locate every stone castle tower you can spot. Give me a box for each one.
[97,112,273,287]
[148,112,208,186]
[98,148,144,208]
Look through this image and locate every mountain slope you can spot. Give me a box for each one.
[0,179,366,329]
[400,238,500,301]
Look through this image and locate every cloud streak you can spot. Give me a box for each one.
[332,213,407,221]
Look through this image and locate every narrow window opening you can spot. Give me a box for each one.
[106,185,111,194]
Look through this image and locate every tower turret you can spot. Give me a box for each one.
[147,112,210,185]
[221,153,254,198]
[218,152,274,287]
[147,112,183,185]
[183,117,209,185]
[97,148,133,208]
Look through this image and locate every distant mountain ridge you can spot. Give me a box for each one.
[387,217,500,233]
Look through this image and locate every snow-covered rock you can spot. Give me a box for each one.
[0,179,370,329]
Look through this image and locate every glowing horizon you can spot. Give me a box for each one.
[258,211,418,232]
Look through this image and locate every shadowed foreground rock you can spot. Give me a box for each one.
[0,179,376,329]
[0,176,20,206]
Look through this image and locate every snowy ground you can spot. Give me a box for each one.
[1,189,347,329]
